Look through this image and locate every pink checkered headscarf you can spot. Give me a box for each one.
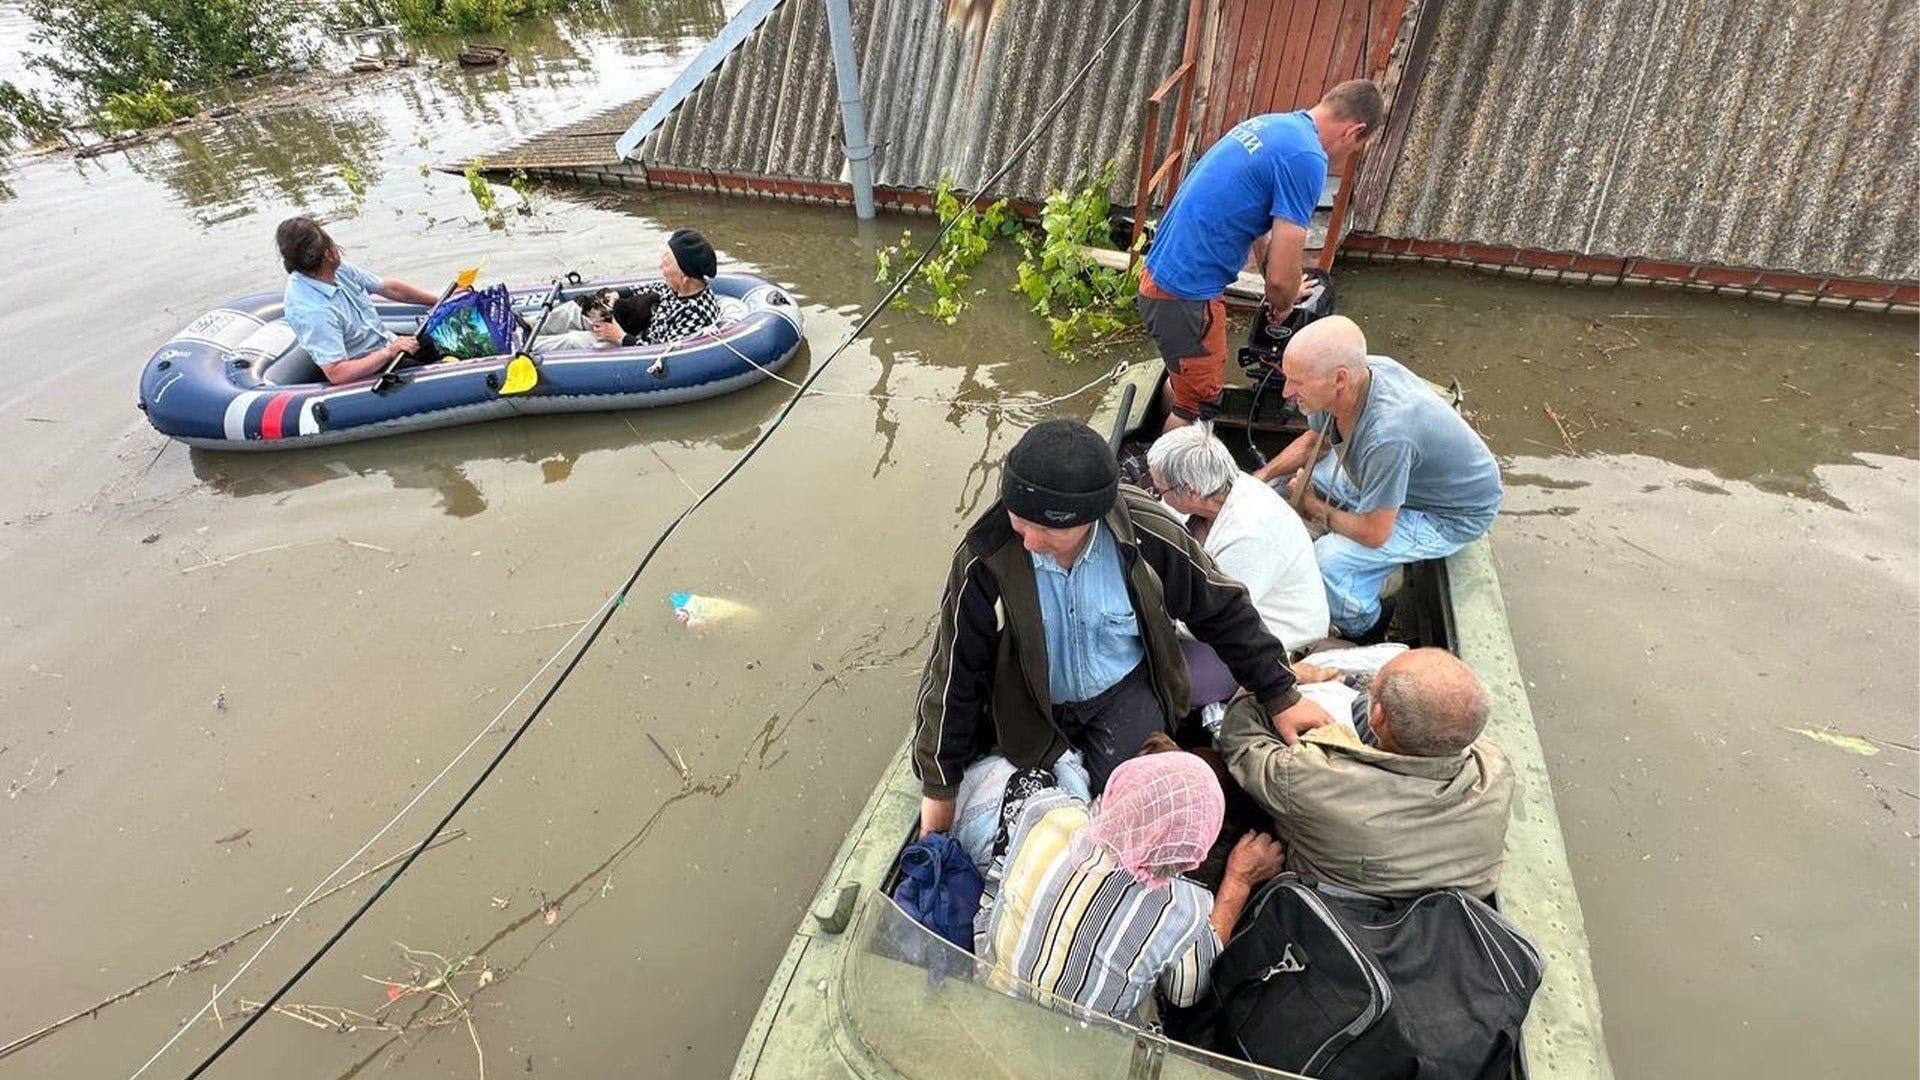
[1083,753,1224,890]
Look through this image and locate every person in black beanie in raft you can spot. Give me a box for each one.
[909,419,1334,837]
[587,228,723,348]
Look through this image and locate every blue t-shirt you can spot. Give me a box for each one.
[1144,111,1327,300]
[1311,357,1504,541]
[1031,522,1145,704]
[284,261,393,366]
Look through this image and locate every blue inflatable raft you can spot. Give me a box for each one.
[137,274,804,450]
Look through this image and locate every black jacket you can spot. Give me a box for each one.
[911,487,1301,799]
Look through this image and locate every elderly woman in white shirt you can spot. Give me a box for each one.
[1147,423,1331,706]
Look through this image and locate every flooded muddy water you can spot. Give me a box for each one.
[1338,264,1919,1080]
[1,3,1915,1077]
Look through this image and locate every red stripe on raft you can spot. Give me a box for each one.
[260,392,293,440]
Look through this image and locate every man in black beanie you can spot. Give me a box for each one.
[910,419,1332,837]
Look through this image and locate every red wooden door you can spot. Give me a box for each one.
[1200,0,1404,149]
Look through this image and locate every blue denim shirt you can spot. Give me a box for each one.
[284,261,393,366]
[1032,522,1145,704]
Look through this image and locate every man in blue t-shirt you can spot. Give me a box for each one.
[1254,315,1503,643]
[1137,80,1383,430]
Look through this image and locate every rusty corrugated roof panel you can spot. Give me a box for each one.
[635,0,1192,203]
[1369,0,1919,281]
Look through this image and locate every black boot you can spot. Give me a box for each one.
[1350,595,1397,647]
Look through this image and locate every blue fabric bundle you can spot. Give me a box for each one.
[891,832,985,952]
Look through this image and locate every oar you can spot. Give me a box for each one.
[373,267,479,392]
[498,279,565,396]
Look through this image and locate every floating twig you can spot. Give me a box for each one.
[645,733,690,783]
[1542,403,1581,453]
[496,618,589,636]
[179,540,320,574]
[181,537,396,574]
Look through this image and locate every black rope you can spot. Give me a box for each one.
[167,2,1152,1076]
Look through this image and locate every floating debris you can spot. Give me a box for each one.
[458,45,509,67]
[1787,727,1880,757]
[670,592,757,632]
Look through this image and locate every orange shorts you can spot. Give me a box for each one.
[1136,265,1227,421]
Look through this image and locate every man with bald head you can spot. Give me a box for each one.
[1253,316,1502,642]
[1217,648,1513,899]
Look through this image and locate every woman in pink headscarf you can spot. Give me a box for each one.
[973,753,1283,1021]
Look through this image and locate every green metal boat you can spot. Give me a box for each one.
[731,362,1615,1080]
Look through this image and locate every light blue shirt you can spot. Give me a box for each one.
[284,261,393,366]
[1308,356,1504,542]
[1032,522,1145,704]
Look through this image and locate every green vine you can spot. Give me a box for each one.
[1014,160,1142,357]
[462,158,507,229]
[875,179,1019,324]
[874,163,1141,358]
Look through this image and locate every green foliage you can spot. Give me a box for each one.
[873,165,1141,358]
[96,82,197,131]
[322,0,400,32]
[463,158,496,211]
[1014,161,1141,357]
[23,0,303,110]
[0,81,66,146]
[508,168,536,201]
[464,157,505,228]
[874,180,1019,324]
[385,0,577,35]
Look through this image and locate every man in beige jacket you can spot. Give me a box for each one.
[1218,648,1513,899]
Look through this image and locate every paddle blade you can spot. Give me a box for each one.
[454,267,480,290]
[499,354,539,395]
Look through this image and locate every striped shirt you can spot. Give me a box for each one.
[974,789,1221,1020]
[620,281,720,346]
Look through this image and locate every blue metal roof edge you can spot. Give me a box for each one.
[614,0,790,162]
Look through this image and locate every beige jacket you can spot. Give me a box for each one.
[1219,693,1514,899]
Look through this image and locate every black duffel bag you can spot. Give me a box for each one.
[1165,873,1544,1079]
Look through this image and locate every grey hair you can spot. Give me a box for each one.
[1374,648,1492,756]
[1145,422,1239,499]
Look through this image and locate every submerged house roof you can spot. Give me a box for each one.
[1354,0,1919,284]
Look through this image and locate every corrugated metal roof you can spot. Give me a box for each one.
[1367,0,1919,281]
[632,0,1193,203]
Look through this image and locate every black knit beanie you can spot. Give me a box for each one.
[1001,419,1119,527]
[667,229,718,280]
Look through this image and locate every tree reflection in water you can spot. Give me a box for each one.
[128,106,388,224]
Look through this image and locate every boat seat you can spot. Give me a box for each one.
[262,345,328,386]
